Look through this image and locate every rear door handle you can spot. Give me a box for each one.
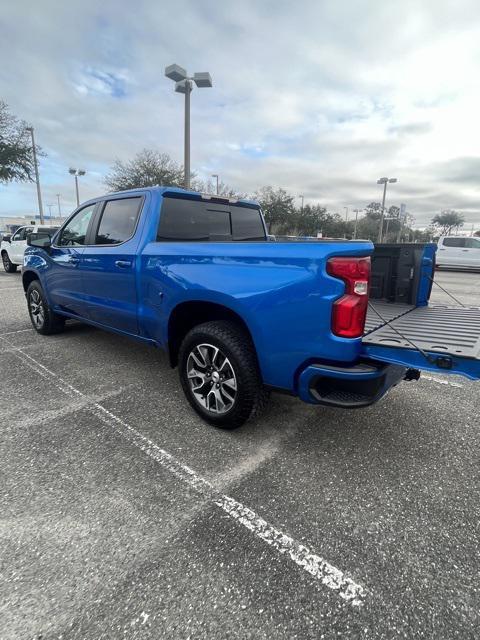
[115,260,132,268]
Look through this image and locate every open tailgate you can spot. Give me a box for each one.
[362,303,480,380]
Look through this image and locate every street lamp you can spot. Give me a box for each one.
[69,168,86,207]
[25,126,44,223]
[211,174,219,195]
[56,193,62,217]
[376,177,397,242]
[298,195,305,213]
[352,208,363,239]
[165,64,213,189]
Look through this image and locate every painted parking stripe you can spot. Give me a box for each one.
[0,328,33,337]
[421,375,463,388]
[1,338,366,607]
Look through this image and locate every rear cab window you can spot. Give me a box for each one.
[157,197,265,242]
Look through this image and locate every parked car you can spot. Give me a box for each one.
[436,235,480,270]
[1,224,60,272]
[22,187,480,428]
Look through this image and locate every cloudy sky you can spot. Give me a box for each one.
[1,0,480,227]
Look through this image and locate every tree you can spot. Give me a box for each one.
[364,202,383,220]
[0,101,41,184]
[431,210,465,235]
[193,177,242,198]
[253,186,296,233]
[295,204,329,236]
[474,230,480,237]
[104,149,184,191]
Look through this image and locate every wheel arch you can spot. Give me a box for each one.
[167,300,256,368]
[22,269,40,292]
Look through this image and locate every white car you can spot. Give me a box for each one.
[1,224,59,273]
[436,235,480,270]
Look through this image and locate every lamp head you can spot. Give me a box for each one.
[193,72,212,88]
[165,64,187,82]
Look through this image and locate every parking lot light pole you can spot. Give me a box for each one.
[352,208,362,239]
[69,168,86,207]
[298,195,305,214]
[165,64,213,190]
[56,193,62,217]
[377,177,397,242]
[211,174,219,195]
[25,126,44,224]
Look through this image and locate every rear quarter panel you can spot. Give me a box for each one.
[139,237,373,391]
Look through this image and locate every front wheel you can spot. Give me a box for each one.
[2,251,17,273]
[27,281,65,335]
[178,320,269,429]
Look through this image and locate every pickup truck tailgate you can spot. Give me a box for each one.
[362,303,480,380]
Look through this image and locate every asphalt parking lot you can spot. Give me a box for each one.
[1,268,479,639]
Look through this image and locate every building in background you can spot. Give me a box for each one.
[0,214,64,234]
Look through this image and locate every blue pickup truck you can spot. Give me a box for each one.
[23,187,480,428]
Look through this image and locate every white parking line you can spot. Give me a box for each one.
[0,338,365,607]
[0,328,33,337]
[421,375,464,389]
[0,287,23,291]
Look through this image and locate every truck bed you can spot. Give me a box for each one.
[364,302,480,360]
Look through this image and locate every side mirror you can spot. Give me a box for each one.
[27,232,52,249]
[2,234,11,243]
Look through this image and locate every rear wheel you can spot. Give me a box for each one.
[2,251,17,273]
[178,320,269,429]
[27,280,65,335]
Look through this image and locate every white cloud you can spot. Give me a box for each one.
[1,0,480,226]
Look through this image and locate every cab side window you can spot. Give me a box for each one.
[443,237,466,248]
[95,197,142,245]
[57,204,96,246]
[465,238,480,249]
[12,227,33,241]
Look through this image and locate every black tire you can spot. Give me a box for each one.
[178,320,270,429]
[2,251,17,273]
[26,280,65,335]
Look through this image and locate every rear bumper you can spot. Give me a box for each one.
[297,360,408,408]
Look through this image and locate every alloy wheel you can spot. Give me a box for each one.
[186,343,237,414]
[29,289,45,329]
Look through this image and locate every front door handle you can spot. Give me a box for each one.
[115,260,132,268]
[67,256,80,265]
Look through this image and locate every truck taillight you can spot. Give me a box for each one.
[326,256,371,338]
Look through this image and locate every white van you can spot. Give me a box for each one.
[436,236,480,270]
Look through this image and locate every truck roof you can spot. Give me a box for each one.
[89,186,260,207]
[93,186,260,209]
